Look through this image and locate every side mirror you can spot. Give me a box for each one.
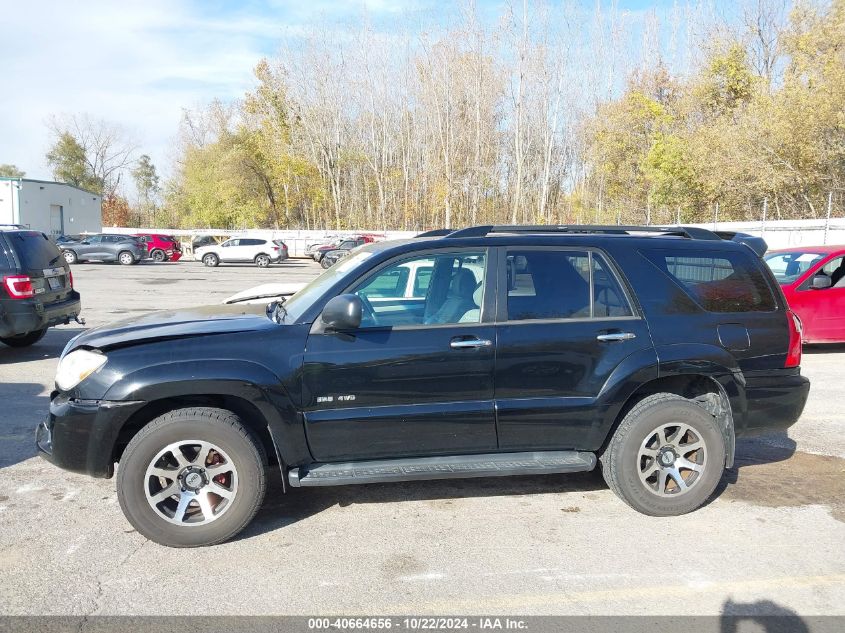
[321,294,362,331]
[811,274,832,290]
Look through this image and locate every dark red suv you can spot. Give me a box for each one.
[134,234,182,262]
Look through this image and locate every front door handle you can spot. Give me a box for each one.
[450,337,492,349]
[597,332,636,342]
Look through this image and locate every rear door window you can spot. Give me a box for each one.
[7,231,63,270]
[643,249,776,313]
[504,250,633,321]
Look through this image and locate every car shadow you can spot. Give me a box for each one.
[0,382,49,470]
[241,431,802,541]
[712,431,798,499]
[238,469,607,542]
[0,326,86,364]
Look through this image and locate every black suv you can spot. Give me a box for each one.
[37,225,809,546]
[1,228,81,347]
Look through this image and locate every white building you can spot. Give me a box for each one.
[0,178,102,236]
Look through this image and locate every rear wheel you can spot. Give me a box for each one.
[62,250,78,265]
[151,249,166,262]
[600,393,725,516]
[202,253,219,267]
[0,327,48,347]
[118,251,135,265]
[254,254,271,267]
[117,407,266,547]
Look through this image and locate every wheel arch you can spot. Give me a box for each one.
[104,360,312,483]
[602,372,739,468]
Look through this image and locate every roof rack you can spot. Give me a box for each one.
[416,228,453,238]
[427,224,768,256]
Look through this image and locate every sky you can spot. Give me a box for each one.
[0,0,701,186]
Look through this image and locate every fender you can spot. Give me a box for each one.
[655,343,746,468]
[102,359,312,467]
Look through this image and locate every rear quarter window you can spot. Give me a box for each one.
[642,248,776,313]
[7,231,63,270]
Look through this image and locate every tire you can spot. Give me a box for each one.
[0,327,48,348]
[600,393,725,516]
[118,251,135,266]
[63,250,78,265]
[151,249,166,262]
[117,407,267,548]
[321,257,332,269]
[254,254,271,268]
[202,253,219,267]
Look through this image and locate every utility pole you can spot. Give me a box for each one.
[761,198,767,238]
[824,191,833,245]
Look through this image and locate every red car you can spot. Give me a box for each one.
[764,245,845,343]
[134,233,182,262]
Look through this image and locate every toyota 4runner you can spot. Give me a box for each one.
[37,225,810,547]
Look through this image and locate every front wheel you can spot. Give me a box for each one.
[117,407,266,547]
[600,393,725,516]
[321,257,332,269]
[202,253,219,267]
[63,250,78,265]
[118,251,135,265]
[0,327,48,347]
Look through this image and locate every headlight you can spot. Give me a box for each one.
[55,349,107,391]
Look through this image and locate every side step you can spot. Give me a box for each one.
[288,451,596,487]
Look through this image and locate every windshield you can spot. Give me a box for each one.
[764,251,825,285]
[281,251,375,321]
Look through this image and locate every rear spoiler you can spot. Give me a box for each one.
[714,231,768,258]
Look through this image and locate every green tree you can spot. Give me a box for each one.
[132,154,161,226]
[0,164,25,178]
[46,132,102,193]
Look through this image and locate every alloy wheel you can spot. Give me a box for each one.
[144,440,238,526]
[637,422,707,497]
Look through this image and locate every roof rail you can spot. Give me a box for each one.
[416,228,453,238]
[444,224,722,240]
[422,224,768,255]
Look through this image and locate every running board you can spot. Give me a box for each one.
[288,451,596,487]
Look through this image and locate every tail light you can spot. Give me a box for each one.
[785,310,803,368]
[68,270,74,288]
[3,275,34,299]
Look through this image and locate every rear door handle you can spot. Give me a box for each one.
[596,332,636,342]
[450,337,492,349]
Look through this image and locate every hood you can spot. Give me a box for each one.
[222,282,307,304]
[66,304,275,352]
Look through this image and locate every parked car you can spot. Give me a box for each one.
[312,236,374,262]
[319,238,371,268]
[55,235,83,247]
[223,258,437,305]
[38,224,809,547]
[194,237,287,267]
[134,234,183,262]
[764,245,845,343]
[59,234,148,265]
[1,228,81,347]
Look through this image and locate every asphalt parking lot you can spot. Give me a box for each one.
[1,258,844,617]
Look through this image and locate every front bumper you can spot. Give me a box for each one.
[36,393,145,478]
[0,292,81,338]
